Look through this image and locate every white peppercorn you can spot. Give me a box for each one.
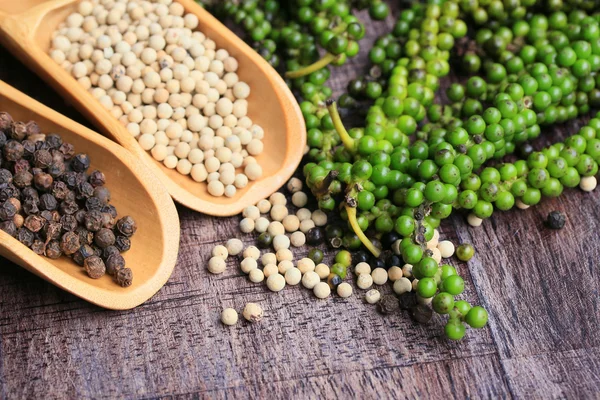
[371,268,388,285]
[357,274,373,290]
[276,248,293,262]
[284,268,302,285]
[337,282,353,298]
[365,289,381,304]
[291,192,308,208]
[297,258,316,274]
[212,245,228,260]
[242,303,263,322]
[313,282,331,299]
[315,263,330,279]
[277,260,293,275]
[226,238,243,256]
[263,264,278,278]
[208,256,226,274]
[239,217,255,233]
[393,277,412,295]
[240,257,258,274]
[266,273,285,292]
[290,231,306,247]
[355,262,371,275]
[267,221,285,236]
[438,241,455,258]
[388,266,403,281]
[221,308,238,326]
[254,217,270,233]
[242,246,260,260]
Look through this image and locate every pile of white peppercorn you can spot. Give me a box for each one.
[49,0,265,198]
[210,177,465,324]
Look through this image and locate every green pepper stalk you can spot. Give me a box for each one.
[326,99,356,152]
[285,53,339,79]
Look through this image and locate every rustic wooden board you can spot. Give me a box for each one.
[0,5,600,399]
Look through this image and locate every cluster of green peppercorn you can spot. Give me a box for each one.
[199,0,600,340]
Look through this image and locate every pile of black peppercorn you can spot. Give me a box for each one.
[0,112,136,287]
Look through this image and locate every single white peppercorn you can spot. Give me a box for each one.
[242,205,260,220]
[412,279,420,291]
[256,199,271,214]
[277,260,294,275]
[580,176,597,192]
[357,273,373,290]
[261,253,277,266]
[313,282,331,299]
[266,273,286,292]
[284,268,302,285]
[240,257,258,274]
[515,199,530,210]
[221,308,238,326]
[263,264,278,278]
[388,266,403,281]
[226,238,243,256]
[296,208,311,221]
[315,263,330,279]
[393,277,412,295]
[301,271,320,289]
[270,204,288,222]
[254,217,270,233]
[276,248,293,262]
[291,192,308,208]
[239,217,255,233]
[212,245,228,260]
[297,258,316,274]
[299,219,315,233]
[242,303,263,322]
[268,221,285,236]
[311,210,328,226]
[365,289,381,304]
[337,282,353,298]
[402,264,413,278]
[242,246,260,260]
[437,240,455,258]
[355,262,371,275]
[269,192,287,206]
[208,256,226,274]
[282,215,300,233]
[286,177,302,193]
[273,234,290,251]
[371,268,388,285]
[431,248,442,264]
[249,268,264,283]
[467,213,483,227]
[290,231,306,247]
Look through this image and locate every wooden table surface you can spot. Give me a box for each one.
[1,6,600,399]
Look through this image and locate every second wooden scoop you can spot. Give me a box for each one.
[0,0,306,216]
[0,80,180,310]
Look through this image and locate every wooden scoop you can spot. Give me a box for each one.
[0,0,306,216]
[0,79,180,310]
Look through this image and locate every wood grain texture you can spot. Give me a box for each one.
[1,3,600,399]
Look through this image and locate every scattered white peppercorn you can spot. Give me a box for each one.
[239,217,255,233]
[270,204,288,222]
[313,282,331,299]
[371,268,388,285]
[437,240,455,258]
[402,264,413,278]
[357,274,373,290]
[290,231,306,247]
[355,262,371,275]
[256,199,271,214]
[337,282,353,298]
[388,266,403,281]
[273,234,290,251]
[267,221,285,236]
[286,177,302,193]
[277,260,294,274]
[393,277,412,295]
[261,252,277,266]
[284,268,302,285]
[263,264,278,278]
[242,205,260,220]
[226,238,243,256]
[242,246,260,260]
[242,303,263,322]
[311,210,327,227]
[208,256,226,274]
[580,176,597,192]
[276,248,293,262]
[240,257,258,274]
[249,268,264,283]
[269,192,286,206]
[467,213,483,227]
[212,245,228,259]
[365,289,381,304]
[315,263,330,279]
[301,271,320,289]
[291,191,308,208]
[266,273,286,292]
[297,258,316,274]
[254,217,270,233]
[515,198,530,210]
[221,308,238,326]
[430,248,442,264]
[282,215,300,233]
[296,208,312,221]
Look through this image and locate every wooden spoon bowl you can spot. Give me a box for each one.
[0,80,180,310]
[0,0,306,216]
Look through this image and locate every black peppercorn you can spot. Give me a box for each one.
[45,134,62,149]
[370,256,385,271]
[76,182,94,199]
[25,121,40,137]
[60,231,80,255]
[381,232,400,250]
[88,170,105,187]
[85,196,103,211]
[377,295,400,314]
[116,216,137,237]
[59,214,78,232]
[73,244,95,266]
[51,181,70,200]
[114,236,131,252]
[47,161,66,178]
[4,141,24,161]
[0,200,17,221]
[0,169,12,185]
[327,273,343,289]
[0,220,16,236]
[325,224,343,240]
[39,193,58,211]
[14,158,31,174]
[94,228,115,248]
[17,227,35,247]
[85,211,103,232]
[545,211,566,230]
[352,250,369,265]
[45,240,62,259]
[116,268,133,287]
[23,215,46,233]
[84,255,105,279]
[10,121,27,141]
[43,222,62,242]
[59,200,78,215]
[409,305,433,324]
[21,186,38,201]
[22,198,39,215]
[33,173,53,191]
[93,186,111,204]
[58,143,75,159]
[71,154,91,172]
[306,227,324,245]
[398,292,418,310]
[102,245,120,260]
[385,252,401,269]
[31,240,45,255]
[0,112,13,131]
[101,204,117,218]
[101,213,114,229]
[75,226,93,245]
[13,171,33,188]
[33,149,52,169]
[106,253,125,275]
[60,171,78,189]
